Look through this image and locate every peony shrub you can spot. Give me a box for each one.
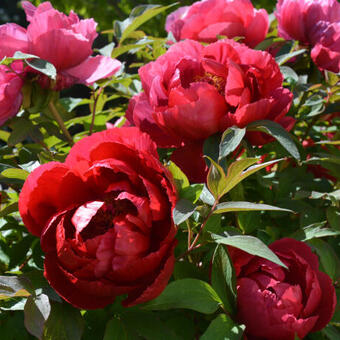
[0,1,339,339]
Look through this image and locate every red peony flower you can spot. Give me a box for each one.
[0,63,25,126]
[311,22,340,73]
[229,238,337,340]
[19,127,178,309]
[165,0,269,48]
[0,2,121,90]
[128,39,294,146]
[275,0,340,72]
[127,39,294,181]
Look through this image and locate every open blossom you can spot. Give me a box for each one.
[275,0,340,72]
[128,39,294,145]
[127,39,294,181]
[0,2,121,90]
[166,0,269,48]
[0,63,24,126]
[19,127,177,309]
[311,22,340,73]
[230,238,336,340]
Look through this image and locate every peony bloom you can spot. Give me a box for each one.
[0,23,28,60]
[0,2,121,90]
[229,238,336,340]
[0,64,24,126]
[128,39,294,146]
[19,127,177,309]
[165,0,269,48]
[311,22,340,73]
[275,0,340,72]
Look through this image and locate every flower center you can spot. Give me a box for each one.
[194,72,226,95]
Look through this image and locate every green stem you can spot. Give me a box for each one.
[48,101,74,146]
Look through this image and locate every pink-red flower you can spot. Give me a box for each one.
[19,127,177,309]
[275,0,340,72]
[0,63,24,126]
[0,2,121,90]
[229,238,336,340]
[165,0,269,48]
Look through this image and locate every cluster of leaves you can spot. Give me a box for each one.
[0,2,339,340]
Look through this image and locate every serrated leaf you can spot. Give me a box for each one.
[213,201,293,214]
[219,127,246,160]
[172,199,197,225]
[200,314,245,340]
[206,157,227,200]
[211,245,236,314]
[211,234,287,268]
[247,120,300,160]
[24,294,51,340]
[142,279,222,314]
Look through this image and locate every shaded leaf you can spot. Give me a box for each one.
[247,120,300,160]
[142,279,222,314]
[200,314,245,340]
[211,234,287,268]
[172,199,197,225]
[211,245,236,314]
[219,127,245,160]
[24,294,51,340]
[213,201,293,214]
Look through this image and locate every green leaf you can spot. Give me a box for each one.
[211,234,287,268]
[167,161,189,192]
[280,66,299,83]
[43,302,84,340]
[211,245,236,314]
[24,294,51,340]
[275,49,306,66]
[172,199,197,225]
[308,239,340,280]
[292,222,340,241]
[181,184,204,203]
[1,168,29,181]
[222,158,282,196]
[327,207,340,231]
[26,58,57,80]
[206,157,227,200]
[200,185,215,206]
[142,279,222,314]
[0,202,19,218]
[117,4,177,43]
[219,127,246,160]
[0,276,31,300]
[123,310,183,340]
[213,201,293,214]
[103,318,129,340]
[247,120,300,160]
[200,314,245,340]
[1,51,39,65]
